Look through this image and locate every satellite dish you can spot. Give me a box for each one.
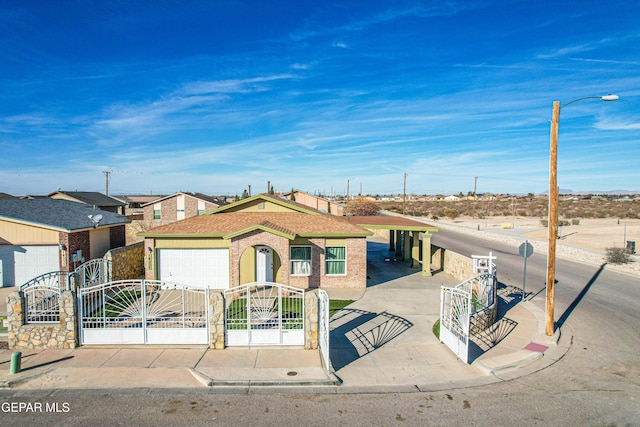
[88,214,103,226]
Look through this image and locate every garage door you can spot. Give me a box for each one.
[158,249,229,289]
[0,245,59,287]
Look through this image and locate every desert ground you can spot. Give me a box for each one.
[437,216,640,253]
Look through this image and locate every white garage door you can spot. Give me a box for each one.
[158,249,229,289]
[0,245,59,287]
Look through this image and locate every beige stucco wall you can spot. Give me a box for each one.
[89,227,111,259]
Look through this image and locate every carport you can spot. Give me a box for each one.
[342,216,438,276]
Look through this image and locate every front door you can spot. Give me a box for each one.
[255,246,273,283]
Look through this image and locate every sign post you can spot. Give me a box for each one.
[518,241,534,301]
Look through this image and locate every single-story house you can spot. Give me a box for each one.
[142,192,227,224]
[112,194,166,215]
[0,199,130,287]
[48,190,127,214]
[282,190,345,216]
[140,193,372,290]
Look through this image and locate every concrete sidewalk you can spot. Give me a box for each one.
[0,239,568,393]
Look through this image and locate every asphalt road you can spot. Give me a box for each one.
[1,229,638,426]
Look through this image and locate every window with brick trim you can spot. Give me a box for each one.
[325,246,346,275]
[290,246,311,276]
[153,209,161,220]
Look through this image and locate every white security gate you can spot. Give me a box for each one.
[78,280,209,345]
[318,289,331,371]
[158,248,229,289]
[440,284,472,363]
[74,258,111,289]
[225,282,304,346]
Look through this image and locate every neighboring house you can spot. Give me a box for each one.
[48,191,126,214]
[0,199,130,287]
[444,195,460,201]
[112,194,166,215]
[282,190,345,216]
[141,192,227,224]
[139,193,372,290]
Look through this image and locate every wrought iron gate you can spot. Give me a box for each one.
[224,282,305,346]
[74,259,111,289]
[78,280,208,345]
[318,289,331,371]
[440,284,472,363]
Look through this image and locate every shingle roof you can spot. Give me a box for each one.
[140,212,371,238]
[49,191,126,207]
[0,199,130,231]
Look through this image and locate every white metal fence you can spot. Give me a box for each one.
[440,253,497,363]
[224,282,305,346]
[20,271,70,323]
[318,289,331,371]
[78,280,209,345]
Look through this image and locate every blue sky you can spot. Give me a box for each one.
[1,1,639,197]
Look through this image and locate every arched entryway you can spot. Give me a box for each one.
[239,245,283,285]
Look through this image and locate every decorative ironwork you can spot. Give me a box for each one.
[78,280,208,345]
[318,289,331,371]
[440,254,498,363]
[74,259,111,289]
[225,282,305,346]
[20,271,70,323]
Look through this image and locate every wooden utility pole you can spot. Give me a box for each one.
[473,176,478,200]
[403,172,407,215]
[546,101,560,337]
[103,171,111,196]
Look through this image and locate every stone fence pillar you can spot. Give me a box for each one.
[304,290,319,350]
[6,291,24,349]
[208,291,225,349]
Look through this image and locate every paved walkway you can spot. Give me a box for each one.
[0,238,567,392]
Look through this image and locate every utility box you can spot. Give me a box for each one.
[627,241,636,254]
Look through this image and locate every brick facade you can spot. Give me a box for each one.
[228,231,367,290]
[109,225,126,248]
[143,194,221,224]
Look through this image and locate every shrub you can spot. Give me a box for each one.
[540,219,548,227]
[571,219,580,225]
[606,247,631,264]
[432,215,439,221]
[444,208,460,220]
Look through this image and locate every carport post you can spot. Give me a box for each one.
[403,231,411,261]
[421,233,432,276]
[395,230,403,258]
[388,230,395,252]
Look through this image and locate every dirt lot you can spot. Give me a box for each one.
[437,216,640,253]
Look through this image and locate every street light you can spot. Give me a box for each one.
[546,94,619,336]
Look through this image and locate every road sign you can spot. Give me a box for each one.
[519,242,534,258]
[519,241,533,301]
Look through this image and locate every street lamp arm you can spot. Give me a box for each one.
[561,94,619,109]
